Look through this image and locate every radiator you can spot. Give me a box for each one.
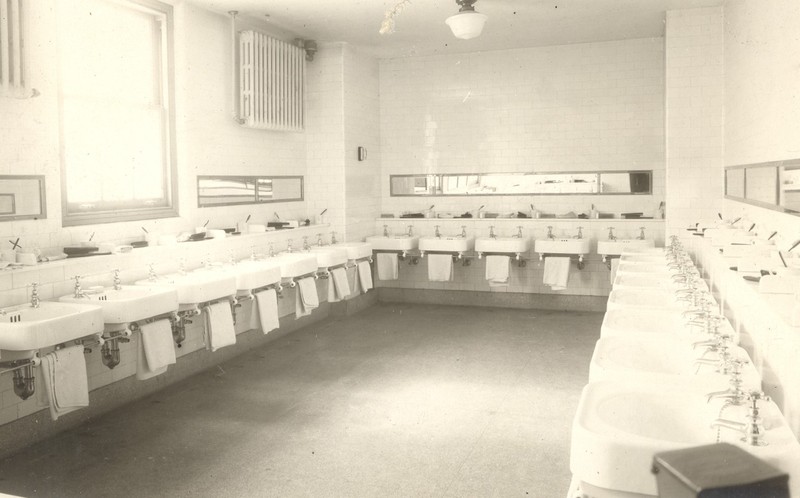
[238,30,305,132]
[0,0,24,96]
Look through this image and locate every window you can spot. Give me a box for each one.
[58,0,177,226]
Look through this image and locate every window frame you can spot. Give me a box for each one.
[58,0,178,227]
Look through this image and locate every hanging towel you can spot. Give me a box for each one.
[204,301,236,352]
[610,258,620,286]
[296,277,319,318]
[136,319,175,380]
[251,288,280,334]
[332,267,350,300]
[376,253,399,280]
[357,260,373,293]
[427,254,454,282]
[543,256,571,291]
[485,255,511,287]
[40,345,89,421]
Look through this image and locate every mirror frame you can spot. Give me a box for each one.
[197,175,304,208]
[389,170,653,197]
[725,159,800,214]
[0,175,47,221]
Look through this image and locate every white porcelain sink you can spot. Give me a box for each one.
[600,308,687,338]
[615,262,671,274]
[336,241,373,260]
[613,272,709,292]
[60,285,179,326]
[589,335,761,390]
[221,260,282,291]
[571,380,800,496]
[270,252,319,279]
[308,246,349,268]
[135,271,236,305]
[418,236,474,253]
[606,288,684,311]
[597,238,655,257]
[534,238,591,255]
[474,237,530,254]
[365,235,418,251]
[0,301,104,350]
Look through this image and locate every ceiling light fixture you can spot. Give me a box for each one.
[445,0,487,40]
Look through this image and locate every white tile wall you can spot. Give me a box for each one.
[378,38,666,220]
[664,7,725,239]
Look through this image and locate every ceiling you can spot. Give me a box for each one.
[185,0,725,58]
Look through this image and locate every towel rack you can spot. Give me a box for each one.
[283,271,319,288]
[317,262,349,278]
[476,251,527,267]
[538,253,586,270]
[0,355,42,374]
[346,255,373,268]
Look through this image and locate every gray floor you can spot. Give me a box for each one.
[0,303,601,498]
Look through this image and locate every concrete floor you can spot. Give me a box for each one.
[0,303,601,498]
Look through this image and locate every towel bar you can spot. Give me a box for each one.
[0,355,42,374]
[538,253,586,270]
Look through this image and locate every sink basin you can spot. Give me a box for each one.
[0,301,104,350]
[606,288,684,311]
[571,380,800,496]
[474,237,530,254]
[613,272,709,292]
[597,238,655,257]
[336,241,373,260]
[534,238,591,255]
[217,260,282,291]
[269,252,319,279]
[135,271,237,305]
[60,285,179,326]
[365,235,418,251]
[615,262,671,274]
[589,335,761,390]
[308,246,349,268]
[418,236,474,253]
[600,308,687,338]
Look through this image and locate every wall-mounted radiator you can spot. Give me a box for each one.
[238,30,305,132]
[0,0,26,97]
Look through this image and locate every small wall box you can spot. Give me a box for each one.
[652,443,789,498]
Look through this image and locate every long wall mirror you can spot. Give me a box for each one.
[390,171,652,196]
[0,175,47,221]
[725,159,800,214]
[197,175,303,207]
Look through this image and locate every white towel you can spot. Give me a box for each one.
[251,289,279,334]
[357,260,373,292]
[610,258,620,286]
[427,254,453,282]
[137,319,175,380]
[296,277,319,318]
[332,267,350,300]
[543,256,571,291]
[204,301,236,352]
[376,253,399,280]
[40,345,89,421]
[485,255,510,286]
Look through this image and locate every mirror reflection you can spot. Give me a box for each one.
[197,175,303,207]
[745,166,778,205]
[0,175,46,221]
[390,171,652,196]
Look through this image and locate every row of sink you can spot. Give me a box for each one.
[569,236,800,497]
[366,233,654,257]
[0,242,374,352]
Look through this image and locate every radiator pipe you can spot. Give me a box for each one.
[229,11,240,123]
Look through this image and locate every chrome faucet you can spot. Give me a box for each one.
[148,263,158,282]
[711,391,771,446]
[73,275,86,298]
[407,225,414,237]
[287,239,294,253]
[331,231,337,244]
[268,243,275,258]
[30,283,40,308]
[607,227,617,241]
[317,233,324,247]
[113,269,122,291]
[547,226,555,240]
[514,226,523,239]
[574,226,583,239]
[461,226,467,238]
[489,226,496,239]
[303,236,310,251]
[637,227,646,240]
[383,224,389,237]
[435,225,441,238]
